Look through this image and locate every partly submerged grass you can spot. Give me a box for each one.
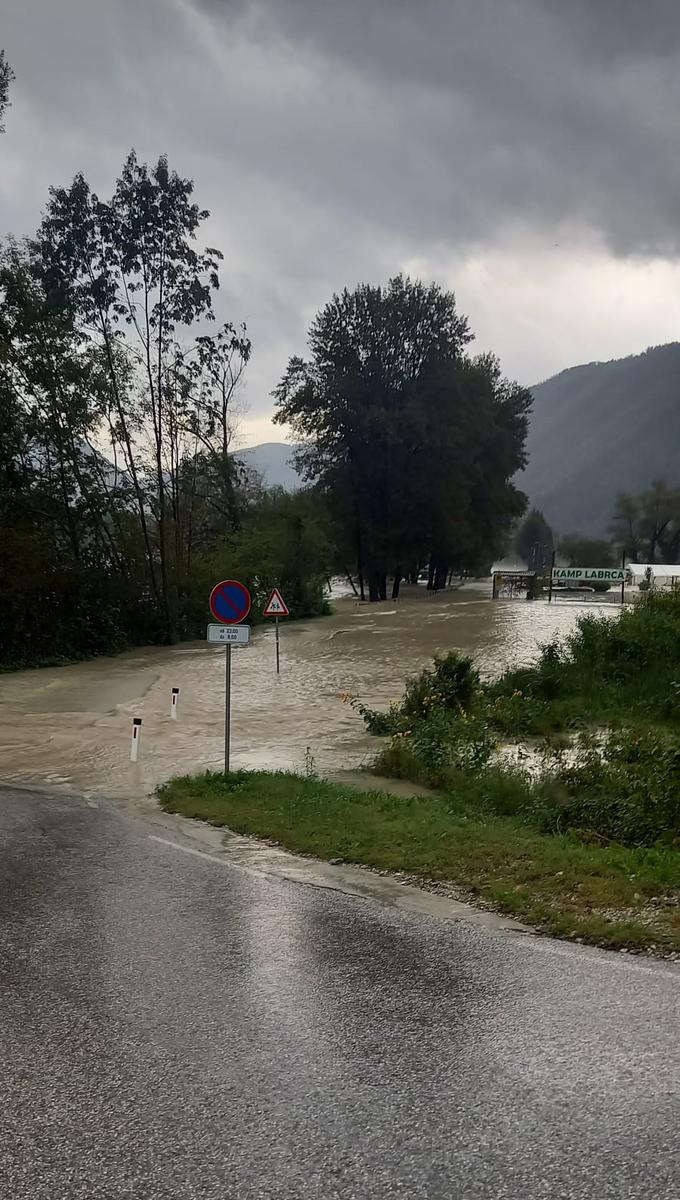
[158,769,680,955]
[485,592,680,736]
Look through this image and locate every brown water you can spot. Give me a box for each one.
[0,585,618,801]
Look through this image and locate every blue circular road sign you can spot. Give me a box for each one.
[209,579,252,625]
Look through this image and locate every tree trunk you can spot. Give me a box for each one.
[434,562,448,591]
[355,514,365,601]
[378,571,387,601]
[344,569,360,598]
[391,571,402,601]
[428,555,449,590]
[99,317,159,600]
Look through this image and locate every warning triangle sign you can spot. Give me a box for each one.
[263,587,290,618]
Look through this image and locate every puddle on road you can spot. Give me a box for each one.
[0,585,616,801]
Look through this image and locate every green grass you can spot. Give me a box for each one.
[158,769,680,955]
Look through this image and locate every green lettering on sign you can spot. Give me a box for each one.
[552,566,625,583]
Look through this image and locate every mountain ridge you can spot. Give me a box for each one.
[521,342,680,534]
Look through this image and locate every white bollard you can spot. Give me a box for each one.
[170,687,180,720]
[130,717,142,762]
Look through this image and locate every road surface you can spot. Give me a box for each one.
[1,786,678,1199]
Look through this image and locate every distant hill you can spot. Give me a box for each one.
[237,442,302,490]
[521,343,680,535]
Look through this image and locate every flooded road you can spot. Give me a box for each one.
[0,585,617,801]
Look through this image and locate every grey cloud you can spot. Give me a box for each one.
[2,0,680,429]
[193,0,680,255]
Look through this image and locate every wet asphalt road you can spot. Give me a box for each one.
[1,787,679,1199]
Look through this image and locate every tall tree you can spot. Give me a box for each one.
[274,275,529,599]
[424,353,529,586]
[0,50,14,133]
[38,151,250,636]
[515,508,554,572]
[558,534,615,568]
[0,238,121,568]
[0,156,336,669]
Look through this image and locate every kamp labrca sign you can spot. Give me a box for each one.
[552,567,626,583]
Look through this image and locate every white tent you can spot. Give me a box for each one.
[627,563,680,584]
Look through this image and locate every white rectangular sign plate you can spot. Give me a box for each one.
[552,567,625,583]
[207,624,251,645]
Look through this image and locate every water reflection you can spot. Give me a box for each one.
[0,585,615,799]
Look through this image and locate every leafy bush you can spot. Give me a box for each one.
[354,591,680,849]
[540,728,680,845]
[487,588,680,727]
[401,653,479,720]
[374,709,495,788]
[352,652,479,735]
[483,690,556,735]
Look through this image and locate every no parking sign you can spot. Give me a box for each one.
[209,580,252,624]
[208,580,252,773]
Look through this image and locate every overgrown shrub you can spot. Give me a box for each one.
[374,709,495,788]
[488,588,680,725]
[355,590,680,848]
[540,728,680,845]
[352,651,479,735]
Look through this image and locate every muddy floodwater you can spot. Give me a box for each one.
[0,585,618,801]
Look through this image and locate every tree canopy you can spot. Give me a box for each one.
[0,50,13,133]
[274,276,531,598]
[610,481,680,563]
[514,508,554,572]
[0,152,331,667]
[558,534,615,568]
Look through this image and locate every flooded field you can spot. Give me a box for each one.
[0,585,618,801]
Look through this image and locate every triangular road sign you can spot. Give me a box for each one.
[263,587,290,618]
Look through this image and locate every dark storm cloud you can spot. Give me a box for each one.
[3,0,680,433]
[194,0,680,255]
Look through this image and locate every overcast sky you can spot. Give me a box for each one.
[2,0,680,445]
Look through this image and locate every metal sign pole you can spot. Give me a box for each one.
[621,549,626,606]
[224,644,232,774]
[548,550,555,603]
[275,617,280,675]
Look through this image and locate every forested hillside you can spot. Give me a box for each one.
[520,343,680,535]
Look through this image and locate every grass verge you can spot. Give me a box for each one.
[158,769,680,956]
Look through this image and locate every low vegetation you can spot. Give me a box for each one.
[489,587,680,733]
[159,592,680,955]
[360,589,680,801]
[158,769,680,954]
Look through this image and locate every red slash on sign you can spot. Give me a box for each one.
[209,580,252,625]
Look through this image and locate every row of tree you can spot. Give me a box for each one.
[610,482,680,564]
[1,149,530,665]
[0,152,332,667]
[514,480,680,572]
